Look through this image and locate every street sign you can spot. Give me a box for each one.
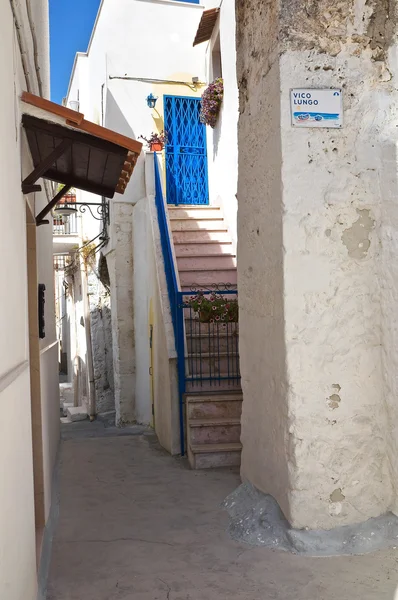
[290,89,343,128]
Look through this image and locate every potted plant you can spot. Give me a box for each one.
[200,77,224,128]
[139,131,168,152]
[187,291,238,324]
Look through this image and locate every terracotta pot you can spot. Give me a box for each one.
[150,142,163,152]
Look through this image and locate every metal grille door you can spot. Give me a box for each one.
[164,95,209,205]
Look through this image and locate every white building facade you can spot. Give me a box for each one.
[0,1,60,599]
[62,0,239,455]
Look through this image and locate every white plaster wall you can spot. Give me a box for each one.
[0,0,58,597]
[205,0,239,244]
[66,0,206,428]
[237,0,398,530]
[280,49,392,529]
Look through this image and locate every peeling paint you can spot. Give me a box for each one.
[327,394,341,410]
[330,488,346,502]
[341,209,375,259]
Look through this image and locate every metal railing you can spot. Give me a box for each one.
[153,154,240,455]
[179,289,240,390]
[53,213,78,235]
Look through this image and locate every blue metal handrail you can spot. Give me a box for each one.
[153,154,186,454]
[153,154,240,456]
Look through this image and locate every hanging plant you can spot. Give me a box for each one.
[187,291,238,324]
[200,78,224,128]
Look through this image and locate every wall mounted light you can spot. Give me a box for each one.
[146,93,158,109]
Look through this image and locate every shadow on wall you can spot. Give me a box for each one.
[90,254,114,414]
[212,105,222,160]
[105,89,145,201]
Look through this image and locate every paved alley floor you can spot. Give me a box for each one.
[47,425,398,600]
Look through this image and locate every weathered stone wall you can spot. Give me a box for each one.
[237,0,398,529]
[107,203,136,425]
[87,268,114,415]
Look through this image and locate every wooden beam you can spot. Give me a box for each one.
[22,138,72,189]
[44,170,116,198]
[35,185,72,226]
[73,119,143,155]
[22,184,42,194]
[22,114,129,157]
[21,91,85,126]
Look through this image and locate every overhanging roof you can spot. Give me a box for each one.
[21,92,142,198]
[193,8,219,46]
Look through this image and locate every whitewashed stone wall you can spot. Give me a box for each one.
[87,269,114,414]
[237,0,398,530]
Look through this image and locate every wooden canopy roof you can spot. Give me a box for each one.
[21,92,142,198]
[193,8,220,46]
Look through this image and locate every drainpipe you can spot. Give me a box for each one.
[80,256,96,420]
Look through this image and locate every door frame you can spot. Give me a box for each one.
[163,94,209,206]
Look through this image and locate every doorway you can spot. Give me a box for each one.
[163,95,209,205]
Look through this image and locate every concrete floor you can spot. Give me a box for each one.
[47,425,398,600]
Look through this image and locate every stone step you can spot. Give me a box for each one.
[188,417,241,445]
[62,401,74,416]
[170,220,227,232]
[169,210,223,220]
[172,231,232,243]
[180,269,237,287]
[186,333,239,353]
[186,352,239,376]
[174,243,234,257]
[186,393,243,419]
[66,406,88,422]
[177,255,236,270]
[188,442,242,469]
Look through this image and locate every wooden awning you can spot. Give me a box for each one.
[21,92,142,199]
[193,8,219,46]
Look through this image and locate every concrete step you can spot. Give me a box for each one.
[168,207,222,220]
[186,393,243,419]
[174,243,234,257]
[177,255,236,270]
[186,352,239,376]
[186,380,241,393]
[186,333,239,353]
[66,406,88,422]
[180,270,237,287]
[188,442,242,469]
[172,231,232,243]
[170,220,227,232]
[62,401,73,416]
[188,417,241,445]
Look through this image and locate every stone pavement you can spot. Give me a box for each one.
[46,424,398,600]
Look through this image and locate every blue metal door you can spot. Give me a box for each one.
[164,95,209,205]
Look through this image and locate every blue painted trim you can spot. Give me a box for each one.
[154,153,179,337]
[153,154,186,455]
[163,95,209,205]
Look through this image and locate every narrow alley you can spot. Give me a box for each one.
[45,423,398,600]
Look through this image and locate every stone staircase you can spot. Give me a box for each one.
[186,392,242,469]
[169,206,237,289]
[168,205,242,469]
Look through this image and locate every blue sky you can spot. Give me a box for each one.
[49,0,101,104]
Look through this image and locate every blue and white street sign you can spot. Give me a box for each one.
[290,89,343,128]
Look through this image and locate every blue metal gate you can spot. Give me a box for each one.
[163,95,209,205]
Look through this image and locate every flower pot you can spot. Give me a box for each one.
[150,142,163,152]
